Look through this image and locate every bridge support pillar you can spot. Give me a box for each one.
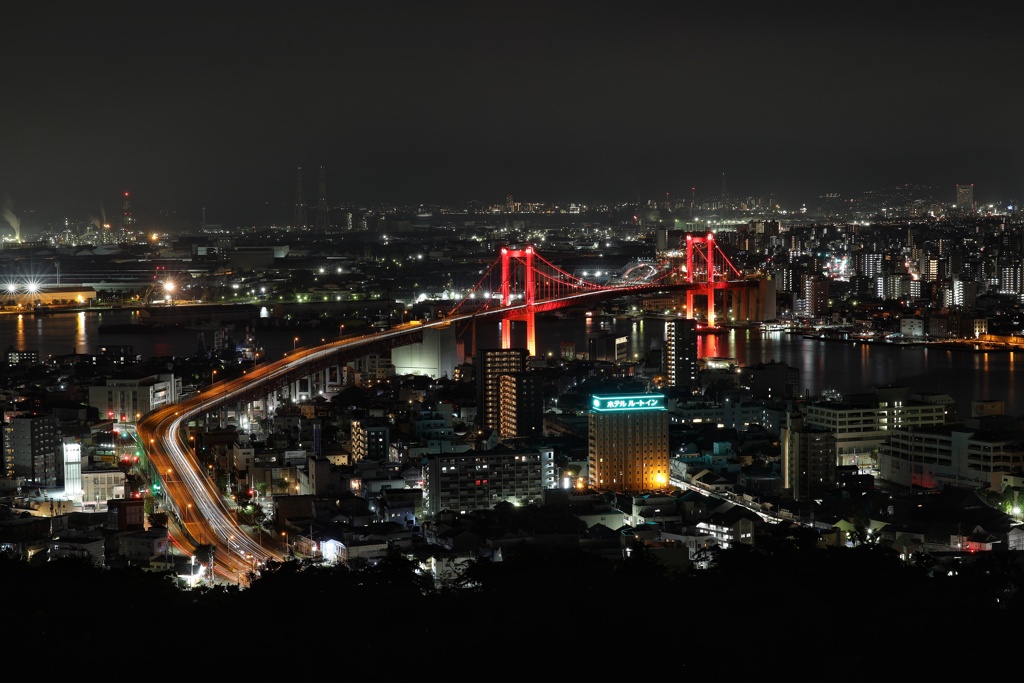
[730,289,749,323]
[501,311,536,356]
[686,290,715,327]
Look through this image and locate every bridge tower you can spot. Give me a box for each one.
[685,233,718,327]
[500,245,537,355]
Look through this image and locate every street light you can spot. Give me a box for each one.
[185,503,191,524]
[293,336,299,350]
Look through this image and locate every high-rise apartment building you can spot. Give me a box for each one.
[588,393,669,492]
[1000,263,1023,297]
[665,319,698,391]
[498,372,545,440]
[856,252,885,279]
[476,348,528,432]
[955,184,974,214]
[802,275,829,318]
[4,414,60,486]
[781,412,836,501]
[351,418,390,462]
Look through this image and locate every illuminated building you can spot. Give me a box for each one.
[391,325,459,379]
[587,393,669,492]
[4,348,39,367]
[803,386,948,469]
[87,373,181,424]
[422,444,555,515]
[62,438,83,503]
[780,413,835,502]
[665,319,698,390]
[498,372,544,440]
[879,418,1024,491]
[351,418,390,462]
[4,414,59,486]
[955,183,975,214]
[475,348,528,433]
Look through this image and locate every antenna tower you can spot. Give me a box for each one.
[293,167,308,229]
[314,165,329,235]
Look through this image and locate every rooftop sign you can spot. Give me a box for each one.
[591,394,666,412]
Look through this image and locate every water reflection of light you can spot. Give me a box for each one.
[76,311,88,355]
[1010,353,1016,407]
[698,334,719,358]
[15,313,26,349]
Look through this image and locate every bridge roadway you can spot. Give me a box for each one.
[136,311,501,581]
[136,282,736,582]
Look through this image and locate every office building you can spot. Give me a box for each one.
[588,393,669,492]
[589,334,628,363]
[88,373,180,425]
[802,386,948,470]
[391,325,459,379]
[879,421,1024,490]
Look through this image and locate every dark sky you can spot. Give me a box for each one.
[2,2,1021,230]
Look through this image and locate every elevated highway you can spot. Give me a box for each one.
[138,243,766,581]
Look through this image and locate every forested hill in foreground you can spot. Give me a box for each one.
[4,542,1022,675]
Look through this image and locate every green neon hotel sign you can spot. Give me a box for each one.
[591,394,666,412]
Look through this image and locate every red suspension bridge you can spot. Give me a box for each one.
[135,234,766,577]
[445,233,771,356]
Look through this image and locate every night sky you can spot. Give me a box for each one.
[2,2,1021,231]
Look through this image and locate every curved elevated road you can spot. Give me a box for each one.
[135,282,713,581]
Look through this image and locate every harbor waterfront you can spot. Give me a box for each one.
[4,309,1023,418]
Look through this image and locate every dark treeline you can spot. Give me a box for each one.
[6,541,1023,675]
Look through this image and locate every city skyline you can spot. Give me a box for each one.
[2,3,1021,232]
